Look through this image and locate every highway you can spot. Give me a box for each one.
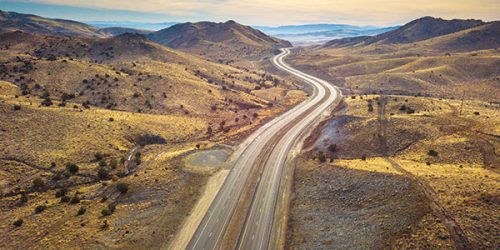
[187,48,342,250]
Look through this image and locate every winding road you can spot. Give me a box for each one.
[187,48,342,250]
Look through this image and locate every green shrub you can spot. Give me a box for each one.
[70,194,80,204]
[116,183,129,194]
[428,149,439,157]
[318,152,326,163]
[77,206,86,216]
[55,188,68,198]
[66,163,79,174]
[32,178,45,189]
[60,195,70,203]
[97,167,109,179]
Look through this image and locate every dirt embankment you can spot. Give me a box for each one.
[287,94,499,249]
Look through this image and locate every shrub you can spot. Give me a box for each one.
[60,195,70,203]
[70,194,80,204]
[328,144,337,153]
[13,219,23,227]
[367,103,374,112]
[109,158,117,169]
[428,149,439,157]
[318,152,326,163]
[35,205,47,213]
[116,183,129,194]
[135,134,166,146]
[101,203,116,216]
[13,105,21,111]
[20,192,28,203]
[32,178,45,189]
[46,54,57,61]
[77,206,86,216]
[55,187,68,198]
[41,97,53,106]
[101,208,112,216]
[97,167,109,179]
[474,111,480,116]
[361,155,367,161]
[66,163,79,174]
[98,159,107,167]
[94,152,104,161]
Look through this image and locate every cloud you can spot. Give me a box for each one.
[14,0,500,25]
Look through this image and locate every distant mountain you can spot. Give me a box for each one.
[365,16,485,44]
[419,21,500,52]
[324,16,486,47]
[87,21,177,31]
[0,10,105,38]
[148,20,291,61]
[255,24,399,45]
[96,27,153,37]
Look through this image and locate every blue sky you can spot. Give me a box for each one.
[1,0,499,26]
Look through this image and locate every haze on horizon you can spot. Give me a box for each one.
[1,0,499,26]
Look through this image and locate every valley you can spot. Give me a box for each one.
[0,7,498,250]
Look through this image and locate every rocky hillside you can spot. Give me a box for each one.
[324,17,487,48]
[0,10,104,38]
[148,20,291,62]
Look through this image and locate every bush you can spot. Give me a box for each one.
[97,167,109,179]
[60,195,70,203]
[101,208,112,216]
[116,183,129,194]
[428,149,439,157]
[13,218,23,227]
[55,188,68,198]
[20,192,28,203]
[13,105,21,111]
[328,144,337,153]
[361,155,367,161]
[98,159,107,168]
[367,103,374,112]
[35,205,47,213]
[32,178,45,189]
[66,163,79,174]
[109,158,117,169]
[70,194,80,204]
[77,206,86,216]
[94,152,104,161]
[41,97,53,106]
[101,204,116,216]
[318,152,326,163]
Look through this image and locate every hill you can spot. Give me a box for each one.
[0,10,105,38]
[324,17,485,47]
[148,20,291,62]
[96,27,153,37]
[0,29,305,249]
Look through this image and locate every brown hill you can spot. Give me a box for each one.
[324,17,485,48]
[96,27,153,37]
[423,21,500,52]
[0,31,299,119]
[0,10,105,38]
[148,20,291,62]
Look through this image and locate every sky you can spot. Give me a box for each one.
[1,0,499,26]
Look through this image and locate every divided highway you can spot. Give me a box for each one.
[187,48,342,250]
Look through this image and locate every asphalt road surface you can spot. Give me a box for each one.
[187,48,342,250]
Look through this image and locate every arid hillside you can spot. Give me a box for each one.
[324,16,485,47]
[148,20,291,62]
[0,24,305,248]
[289,18,500,102]
[0,10,104,38]
[287,15,499,250]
